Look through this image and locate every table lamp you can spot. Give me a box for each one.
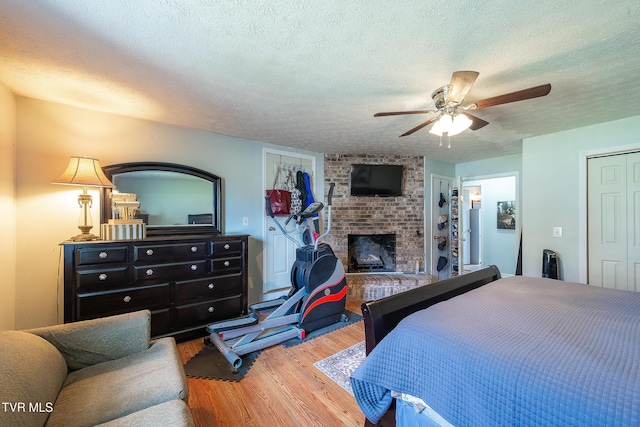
[52,156,114,241]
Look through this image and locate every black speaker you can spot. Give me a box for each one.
[542,249,558,279]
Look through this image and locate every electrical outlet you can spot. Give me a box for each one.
[553,226,563,238]
[242,217,249,226]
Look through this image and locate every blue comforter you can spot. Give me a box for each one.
[351,276,640,426]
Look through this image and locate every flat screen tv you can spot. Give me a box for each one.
[350,164,403,197]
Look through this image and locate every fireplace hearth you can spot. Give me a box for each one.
[348,234,396,273]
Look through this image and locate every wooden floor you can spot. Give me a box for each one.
[177,300,366,427]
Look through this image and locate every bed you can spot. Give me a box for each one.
[350,266,640,426]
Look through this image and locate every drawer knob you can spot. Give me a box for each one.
[146,269,154,276]
[146,249,154,256]
[223,260,230,267]
[123,295,131,303]
[98,273,108,281]
[208,283,214,290]
[208,306,214,313]
[191,246,198,252]
[99,252,108,259]
[191,264,198,271]
[224,244,230,250]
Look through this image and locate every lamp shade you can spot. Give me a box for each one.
[429,113,453,136]
[448,113,473,136]
[52,157,114,188]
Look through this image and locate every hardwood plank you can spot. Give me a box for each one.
[178,300,367,427]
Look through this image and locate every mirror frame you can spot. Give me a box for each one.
[101,162,222,237]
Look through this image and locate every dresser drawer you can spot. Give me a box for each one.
[76,246,128,266]
[134,242,209,262]
[212,240,243,258]
[76,266,129,291]
[133,260,209,282]
[175,274,243,304]
[76,284,170,319]
[173,296,244,328]
[211,257,242,275]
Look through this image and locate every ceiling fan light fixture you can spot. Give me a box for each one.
[429,113,453,136]
[447,113,472,136]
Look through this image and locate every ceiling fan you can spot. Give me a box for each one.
[374,71,551,141]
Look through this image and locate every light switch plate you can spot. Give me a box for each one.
[552,226,563,238]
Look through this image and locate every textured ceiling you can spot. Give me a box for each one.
[1,1,639,163]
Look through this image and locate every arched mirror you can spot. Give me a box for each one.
[101,162,222,236]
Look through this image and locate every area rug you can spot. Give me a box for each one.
[313,340,366,396]
[184,310,362,381]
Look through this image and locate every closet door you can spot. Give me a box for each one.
[588,152,640,291]
[627,155,640,291]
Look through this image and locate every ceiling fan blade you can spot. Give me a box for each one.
[471,83,551,109]
[462,113,489,130]
[400,117,438,137]
[374,110,435,117]
[446,71,479,105]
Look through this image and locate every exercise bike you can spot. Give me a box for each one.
[205,183,347,372]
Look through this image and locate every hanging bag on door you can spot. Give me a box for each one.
[288,169,303,215]
[266,168,291,215]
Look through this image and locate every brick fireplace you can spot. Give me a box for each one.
[323,154,425,274]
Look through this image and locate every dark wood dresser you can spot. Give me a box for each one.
[62,234,249,341]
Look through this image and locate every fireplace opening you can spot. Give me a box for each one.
[348,234,396,273]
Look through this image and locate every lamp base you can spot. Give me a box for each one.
[69,224,101,241]
[69,232,101,242]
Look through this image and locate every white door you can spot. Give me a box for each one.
[264,218,301,293]
[628,155,640,291]
[431,175,453,278]
[588,152,640,291]
[263,150,315,297]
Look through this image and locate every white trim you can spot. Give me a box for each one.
[579,143,640,284]
[430,174,454,276]
[461,171,521,273]
[262,148,316,297]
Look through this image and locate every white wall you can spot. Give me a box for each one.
[522,115,640,282]
[0,84,16,330]
[13,96,323,329]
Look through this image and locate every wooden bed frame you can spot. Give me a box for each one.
[360,265,502,427]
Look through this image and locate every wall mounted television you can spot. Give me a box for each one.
[350,164,403,197]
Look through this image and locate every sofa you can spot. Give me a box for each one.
[0,310,195,427]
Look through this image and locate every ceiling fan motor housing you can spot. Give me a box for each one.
[432,85,458,110]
